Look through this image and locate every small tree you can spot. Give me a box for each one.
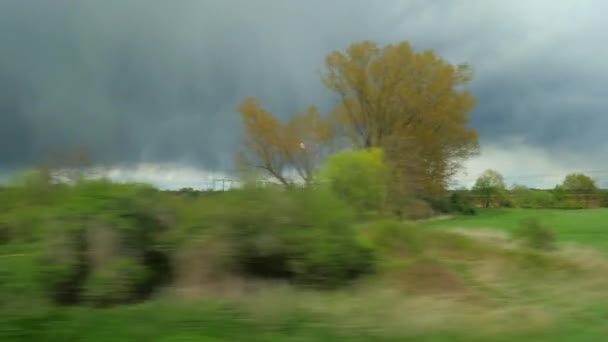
[473,169,506,208]
[561,173,597,193]
[236,98,333,186]
[318,148,389,213]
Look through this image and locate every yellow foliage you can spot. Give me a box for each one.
[236,98,333,185]
[324,41,479,194]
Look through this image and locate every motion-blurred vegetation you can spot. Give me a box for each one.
[3,39,608,341]
[3,170,608,340]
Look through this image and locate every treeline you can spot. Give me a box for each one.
[456,169,608,210]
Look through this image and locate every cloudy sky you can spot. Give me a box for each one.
[1,0,607,189]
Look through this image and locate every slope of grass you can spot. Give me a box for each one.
[2,300,608,342]
[4,223,608,341]
[424,208,608,251]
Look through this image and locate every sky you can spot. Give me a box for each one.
[1,0,607,189]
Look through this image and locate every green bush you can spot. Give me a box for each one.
[514,218,556,251]
[403,199,435,220]
[450,191,476,215]
[600,191,608,208]
[211,187,374,287]
[428,191,476,215]
[318,148,389,214]
[84,257,149,306]
[36,180,172,306]
[38,221,88,304]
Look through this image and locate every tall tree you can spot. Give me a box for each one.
[323,41,478,194]
[236,97,332,186]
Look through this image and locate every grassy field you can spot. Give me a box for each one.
[424,208,608,251]
[5,207,608,341]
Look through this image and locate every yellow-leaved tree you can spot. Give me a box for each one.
[236,97,333,186]
[324,41,479,195]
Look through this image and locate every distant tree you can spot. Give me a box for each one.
[473,169,506,208]
[236,97,333,186]
[323,40,479,195]
[561,173,597,193]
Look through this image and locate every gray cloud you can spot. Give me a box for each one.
[1,0,607,184]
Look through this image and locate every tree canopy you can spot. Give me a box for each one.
[324,41,478,194]
[561,173,597,193]
[235,97,332,186]
[473,169,506,208]
[236,40,479,196]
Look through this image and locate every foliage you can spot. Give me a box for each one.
[402,199,436,220]
[429,189,476,215]
[561,173,597,193]
[472,169,506,208]
[34,180,172,306]
[236,97,333,186]
[511,185,557,208]
[514,218,556,250]
[84,257,149,306]
[450,190,477,214]
[318,148,388,213]
[600,191,608,208]
[324,40,478,195]
[213,187,374,287]
[38,221,88,304]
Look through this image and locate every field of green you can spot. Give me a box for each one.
[4,182,608,342]
[425,208,608,251]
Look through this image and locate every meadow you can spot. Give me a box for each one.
[0,158,607,342]
[3,180,608,342]
[425,208,608,251]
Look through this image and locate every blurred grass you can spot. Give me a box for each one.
[4,180,608,340]
[4,228,608,341]
[2,289,608,341]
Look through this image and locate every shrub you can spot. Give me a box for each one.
[38,221,88,304]
[600,191,608,208]
[36,180,172,306]
[403,199,435,220]
[318,148,389,214]
[428,191,476,215]
[514,218,556,251]
[428,196,451,214]
[450,191,476,215]
[209,187,374,287]
[84,257,149,306]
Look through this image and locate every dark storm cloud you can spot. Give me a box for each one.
[1,0,607,175]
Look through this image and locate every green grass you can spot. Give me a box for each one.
[6,208,608,341]
[2,297,608,341]
[424,208,608,251]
